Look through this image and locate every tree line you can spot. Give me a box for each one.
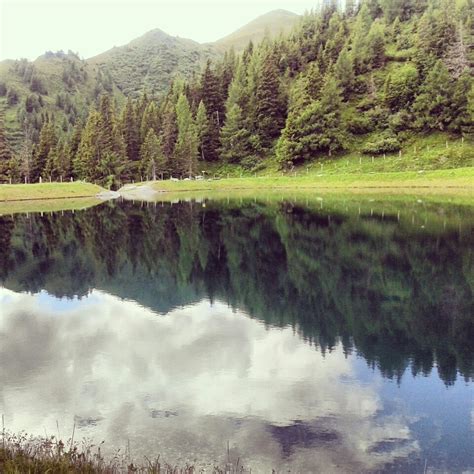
[0,0,473,186]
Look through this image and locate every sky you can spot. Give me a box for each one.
[0,0,318,61]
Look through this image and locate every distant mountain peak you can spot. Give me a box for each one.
[256,9,299,17]
[213,9,300,51]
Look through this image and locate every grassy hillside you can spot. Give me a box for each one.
[88,29,219,97]
[213,9,300,51]
[0,51,123,149]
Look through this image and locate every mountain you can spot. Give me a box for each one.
[0,9,298,146]
[87,29,218,97]
[213,9,300,51]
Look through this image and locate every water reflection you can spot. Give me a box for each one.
[1,289,422,471]
[0,197,473,471]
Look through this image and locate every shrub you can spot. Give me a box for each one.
[362,135,401,154]
[347,114,374,134]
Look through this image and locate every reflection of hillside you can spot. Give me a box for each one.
[0,199,472,385]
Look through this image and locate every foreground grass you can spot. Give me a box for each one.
[0,182,104,202]
[0,432,241,474]
[132,168,474,195]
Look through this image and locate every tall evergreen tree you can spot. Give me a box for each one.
[0,115,12,182]
[33,119,57,181]
[74,110,101,181]
[255,52,286,148]
[140,128,166,180]
[220,104,252,164]
[367,21,386,69]
[121,98,140,165]
[412,60,455,130]
[175,94,199,177]
[335,48,355,98]
[195,100,209,161]
[384,64,419,111]
[200,60,224,161]
[351,2,373,74]
[449,70,473,132]
[140,101,161,143]
[277,76,347,167]
[161,100,178,169]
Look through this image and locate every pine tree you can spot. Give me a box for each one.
[351,2,373,74]
[33,120,57,181]
[97,94,124,159]
[226,59,249,116]
[335,48,355,98]
[303,62,324,102]
[219,104,251,164]
[121,98,140,165]
[277,76,347,167]
[74,110,101,181]
[140,128,167,180]
[174,94,198,177]
[74,96,127,184]
[140,102,161,143]
[45,140,71,181]
[449,70,473,132]
[384,64,419,111]
[160,101,178,169]
[323,13,347,67]
[444,23,469,78]
[195,100,208,161]
[412,60,455,130]
[255,52,286,148]
[288,74,311,115]
[0,116,12,182]
[44,146,58,181]
[464,83,474,138]
[7,139,32,184]
[367,21,386,69]
[200,60,224,161]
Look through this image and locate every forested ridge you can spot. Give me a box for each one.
[0,0,473,187]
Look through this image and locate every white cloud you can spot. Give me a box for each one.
[0,287,419,470]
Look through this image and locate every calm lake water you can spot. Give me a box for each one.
[0,195,472,472]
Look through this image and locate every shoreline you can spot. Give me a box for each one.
[0,169,472,214]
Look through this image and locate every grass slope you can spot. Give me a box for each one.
[0,182,104,202]
[134,168,474,196]
[0,52,122,149]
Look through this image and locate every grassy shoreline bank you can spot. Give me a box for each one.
[0,182,104,203]
[125,168,474,194]
[0,169,472,216]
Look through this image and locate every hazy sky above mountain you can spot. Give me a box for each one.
[0,0,317,61]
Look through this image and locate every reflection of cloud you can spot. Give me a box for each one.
[0,288,419,471]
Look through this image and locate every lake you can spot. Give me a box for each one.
[0,194,472,472]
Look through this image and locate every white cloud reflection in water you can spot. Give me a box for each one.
[0,288,419,472]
